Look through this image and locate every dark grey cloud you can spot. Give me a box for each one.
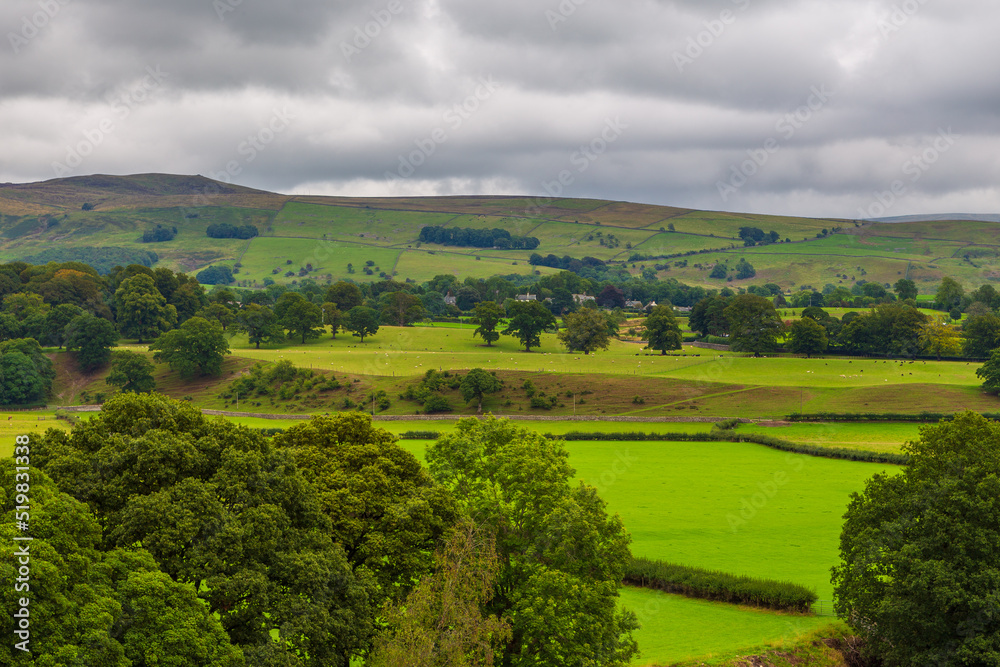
[1,0,1000,217]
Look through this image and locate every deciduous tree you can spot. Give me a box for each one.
[427,417,639,667]
[724,293,784,356]
[234,303,284,349]
[472,300,504,347]
[459,367,502,413]
[502,300,555,352]
[114,273,177,343]
[344,305,380,342]
[149,316,229,378]
[786,317,829,357]
[105,350,156,393]
[832,412,1000,665]
[65,313,119,371]
[557,307,611,355]
[641,303,683,354]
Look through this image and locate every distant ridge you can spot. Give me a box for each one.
[870,213,1000,223]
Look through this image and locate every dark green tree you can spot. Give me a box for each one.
[344,306,380,342]
[641,303,682,354]
[234,303,284,349]
[935,276,965,311]
[326,281,364,311]
[0,466,245,666]
[149,316,229,378]
[195,302,237,331]
[114,273,177,343]
[963,313,1000,358]
[31,393,374,666]
[272,413,457,613]
[786,317,828,357]
[42,303,84,348]
[427,417,640,667]
[502,300,556,352]
[281,297,324,343]
[0,347,50,405]
[557,308,611,355]
[893,278,918,301]
[459,368,502,413]
[832,412,1000,665]
[380,291,425,326]
[65,314,119,371]
[105,350,156,393]
[688,295,731,337]
[472,301,504,347]
[724,293,784,356]
[976,349,1000,393]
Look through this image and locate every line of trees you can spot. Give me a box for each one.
[418,225,540,249]
[206,222,259,239]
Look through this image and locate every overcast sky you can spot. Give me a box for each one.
[2,0,999,219]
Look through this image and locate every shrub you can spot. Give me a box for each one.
[423,396,452,414]
[624,557,816,612]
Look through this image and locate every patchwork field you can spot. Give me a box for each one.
[5,174,1000,291]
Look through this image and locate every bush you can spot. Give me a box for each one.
[398,430,441,439]
[141,225,177,243]
[624,557,817,612]
[530,395,557,410]
[423,396,452,414]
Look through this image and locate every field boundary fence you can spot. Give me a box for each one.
[812,600,836,616]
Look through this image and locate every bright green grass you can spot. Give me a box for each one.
[630,232,730,258]
[392,249,548,282]
[740,233,964,260]
[655,355,977,388]
[238,237,401,283]
[0,411,67,458]
[621,588,834,666]
[739,422,919,454]
[564,440,895,600]
[528,221,658,260]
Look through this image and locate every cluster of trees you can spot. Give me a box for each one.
[529,253,607,272]
[738,226,781,246]
[418,225,540,249]
[4,395,639,666]
[709,258,756,280]
[196,265,235,285]
[140,224,177,242]
[206,223,259,239]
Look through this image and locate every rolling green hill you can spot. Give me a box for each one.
[2,172,998,293]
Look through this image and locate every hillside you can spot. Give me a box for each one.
[2,172,999,291]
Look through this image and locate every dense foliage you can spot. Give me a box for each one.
[833,412,1000,665]
[427,417,640,667]
[625,557,817,612]
[418,225,539,249]
[206,223,259,239]
[141,224,177,242]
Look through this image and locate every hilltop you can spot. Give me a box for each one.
[2,172,999,292]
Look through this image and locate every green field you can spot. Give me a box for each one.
[6,173,1000,291]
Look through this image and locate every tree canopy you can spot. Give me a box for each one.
[642,303,682,354]
[65,313,119,371]
[149,316,229,378]
[472,300,504,347]
[502,300,556,352]
[105,349,157,393]
[427,417,639,667]
[724,294,784,355]
[557,307,612,355]
[344,306,380,342]
[32,393,374,666]
[832,412,1000,665]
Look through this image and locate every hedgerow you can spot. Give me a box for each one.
[624,556,817,612]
